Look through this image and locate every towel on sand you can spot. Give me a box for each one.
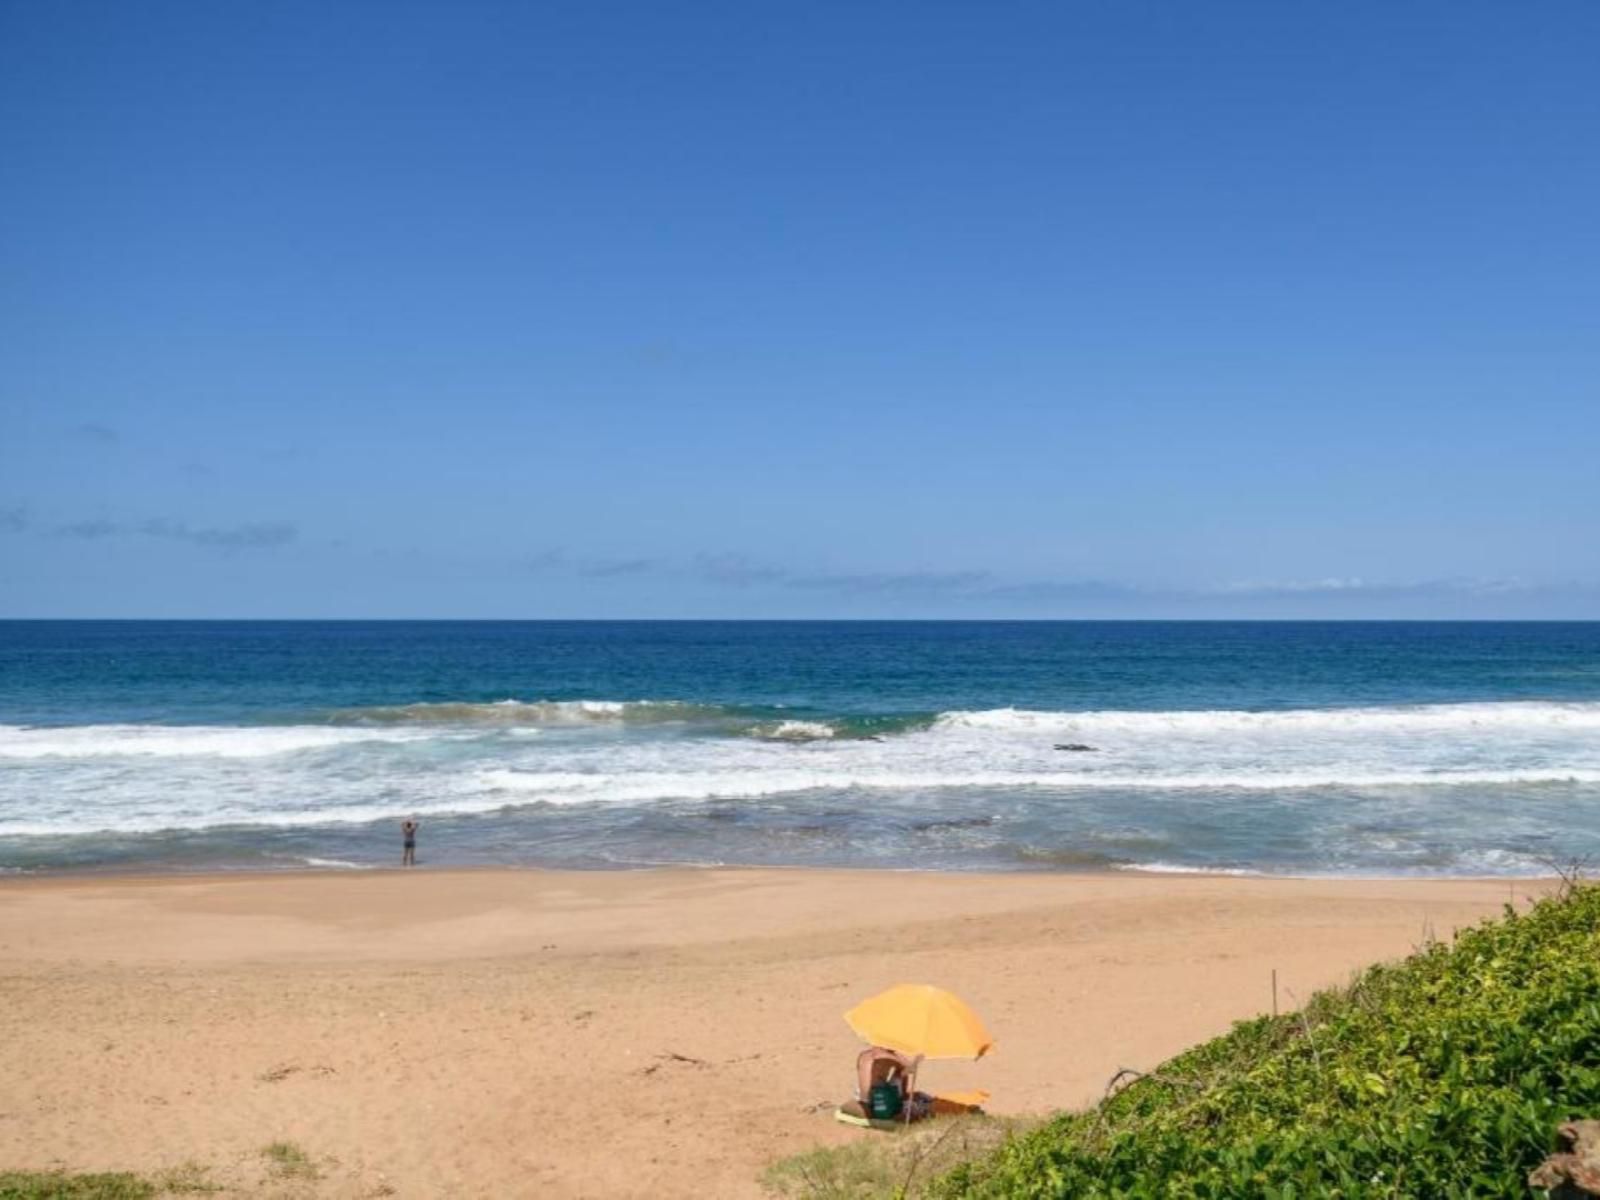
[834,1091,990,1129]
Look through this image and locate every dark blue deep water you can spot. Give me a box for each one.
[3,621,1599,875]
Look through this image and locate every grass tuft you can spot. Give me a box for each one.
[765,1115,1033,1198]
[148,1164,219,1196]
[0,1164,217,1200]
[260,1142,320,1183]
[0,1172,156,1200]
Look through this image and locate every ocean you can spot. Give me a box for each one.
[2,620,1599,876]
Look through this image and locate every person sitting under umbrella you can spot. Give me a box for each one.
[856,1045,922,1116]
[838,984,994,1126]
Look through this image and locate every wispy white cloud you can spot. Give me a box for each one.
[506,552,1600,615]
[69,423,120,445]
[1210,575,1547,599]
[1214,576,1371,594]
[692,552,787,587]
[50,517,297,550]
[785,569,991,595]
[25,511,1591,613]
[577,557,659,578]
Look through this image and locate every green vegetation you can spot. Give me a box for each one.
[932,881,1600,1198]
[260,1142,319,1183]
[0,1173,155,1200]
[146,1166,218,1197]
[0,1165,216,1200]
[766,1116,1034,1199]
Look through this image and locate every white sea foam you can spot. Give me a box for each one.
[4,699,1600,845]
[0,791,523,837]
[296,856,374,870]
[933,701,1600,735]
[333,699,710,725]
[1119,848,1555,879]
[471,765,1600,805]
[751,720,837,741]
[0,723,431,759]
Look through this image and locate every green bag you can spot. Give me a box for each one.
[868,1081,903,1120]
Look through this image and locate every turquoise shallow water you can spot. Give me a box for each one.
[3,620,1599,875]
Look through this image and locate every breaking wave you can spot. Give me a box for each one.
[328,699,729,725]
[472,765,1600,805]
[0,792,524,837]
[932,700,1600,735]
[749,720,837,741]
[0,724,432,759]
[4,698,1600,872]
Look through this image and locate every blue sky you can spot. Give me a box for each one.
[2,1,1598,618]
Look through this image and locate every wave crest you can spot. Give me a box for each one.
[932,701,1600,735]
[329,699,725,726]
[0,724,429,760]
[749,720,837,742]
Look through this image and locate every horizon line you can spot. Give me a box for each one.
[4,616,1600,625]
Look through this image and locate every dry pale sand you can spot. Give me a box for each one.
[0,868,1549,1198]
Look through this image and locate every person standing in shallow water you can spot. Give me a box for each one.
[401,819,418,867]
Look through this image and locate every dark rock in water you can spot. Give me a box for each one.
[1053,743,1098,752]
[1530,1120,1600,1197]
[910,815,997,833]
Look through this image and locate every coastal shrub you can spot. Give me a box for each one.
[932,882,1600,1198]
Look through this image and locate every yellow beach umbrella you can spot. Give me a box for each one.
[844,984,994,1060]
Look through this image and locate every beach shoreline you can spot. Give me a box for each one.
[0,858,1563,882]
[0,866,1552,1196]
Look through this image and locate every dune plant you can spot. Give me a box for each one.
[933,881,1600,1198]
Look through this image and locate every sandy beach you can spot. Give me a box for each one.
[0,868,1546,1197]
